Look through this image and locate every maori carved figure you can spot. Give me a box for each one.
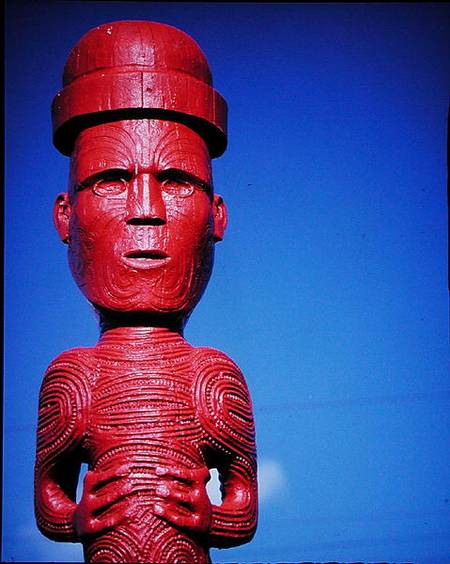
[34,21,257,563]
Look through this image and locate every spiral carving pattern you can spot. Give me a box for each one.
[193,348,255,458]
[145,528,207,563]
[86,528,141,563]
[36,350,90,465]
[35,350,92,540]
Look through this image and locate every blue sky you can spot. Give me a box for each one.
[4,2,449,562]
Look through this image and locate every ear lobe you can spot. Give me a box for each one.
[212,194,228,242]
[53,193,71,244]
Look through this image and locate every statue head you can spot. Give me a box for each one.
[52,21,228,327]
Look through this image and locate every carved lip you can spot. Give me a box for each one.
[122,249,170,269]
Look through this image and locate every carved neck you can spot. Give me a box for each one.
[96,308,189,347]
[96,308,187,336]
[97,325,186,348]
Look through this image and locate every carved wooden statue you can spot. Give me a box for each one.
[34,21,257,563]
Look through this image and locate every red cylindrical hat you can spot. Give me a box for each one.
[52,21,228,157]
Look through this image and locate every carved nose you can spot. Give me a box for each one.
[126,174,166,225]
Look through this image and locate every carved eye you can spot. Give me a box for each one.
[91,171,129,197]
[161,176,195,198]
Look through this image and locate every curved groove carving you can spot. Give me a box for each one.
[193,349,256,458]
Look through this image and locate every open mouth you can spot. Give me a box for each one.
[125,250,168,260]
[122,250,170,269]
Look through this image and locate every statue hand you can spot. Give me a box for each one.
[74,464,133,538]
[153,466,212,535]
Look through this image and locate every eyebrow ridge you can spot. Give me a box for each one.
[76,167,132,190]
[158,167,213,193]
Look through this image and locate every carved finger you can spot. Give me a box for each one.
[155,482,195,506]
[92,464,133,491]
[91,481,134,515]
[155,482,209,510]
[153,502,192,528]
[84,464,131,493]
[153,500,211,534]
[80,511,126,537]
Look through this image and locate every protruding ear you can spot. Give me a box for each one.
[212,194,228,242]
[53,193,71,244]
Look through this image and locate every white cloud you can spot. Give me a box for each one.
[257,458,287,502]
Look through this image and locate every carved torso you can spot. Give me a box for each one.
[36,327,256,563]
[89,332,205,470]
[84,332,205,562]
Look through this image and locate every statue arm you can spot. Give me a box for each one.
[208,450,257,547]
[194,349,258,548]
[34,352,90,541]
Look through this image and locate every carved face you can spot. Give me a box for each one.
[54,119,227,316]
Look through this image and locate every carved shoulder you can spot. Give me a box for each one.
[36,347,94,464]
[192,347,256,459]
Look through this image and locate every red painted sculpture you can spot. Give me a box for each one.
[34,21,257,563]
